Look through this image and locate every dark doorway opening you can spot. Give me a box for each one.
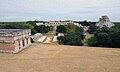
[26,38,28,44]
[19,41,21,49]
[22,40,25,47]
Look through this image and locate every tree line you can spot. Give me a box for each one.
[87,25,120,48]
[0,21,51,35]
[56,22,120,48]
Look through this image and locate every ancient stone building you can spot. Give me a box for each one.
[0,29,31,53]
[96,15,115,28]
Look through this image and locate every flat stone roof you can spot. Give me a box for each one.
[0,29,30,37]
[0,29,27,32]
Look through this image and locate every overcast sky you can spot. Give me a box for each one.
[0,0,120,22]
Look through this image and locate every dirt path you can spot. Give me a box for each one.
[0,43,120,72]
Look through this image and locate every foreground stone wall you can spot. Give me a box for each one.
[0,29,31,53]
[0,43,15,53]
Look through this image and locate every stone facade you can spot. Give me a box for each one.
[96,15,115,28]
[45,21,74,26]
[36,21,81,27]
[0,29,31,53]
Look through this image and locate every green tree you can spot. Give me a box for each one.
[75,27,84,34]
[56,25,66,33]
[65,23,77,33]
[34,25,50,33]
[81,20,90,26]
[110,31,120,48]
[109,26,120,48]
[95,32,112,47]
[100,26,110,34]
[87,24,100,34]
[87,37,98,46]
[57,36,64,44]
[57,32,84,46]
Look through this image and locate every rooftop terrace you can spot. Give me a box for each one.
[0,29,31,37]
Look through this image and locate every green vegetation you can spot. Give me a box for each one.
[34,25,51,33]
[57,24,84,46]
[76,20,96,26]
[113,22,120,25]
[87,25,120,48]
[0,21,51,35]
[0,21,120,48]
[56,25,66,33]
[95,32,112,47]
[58,32,84,46]
[87,24,100,34]
[65,23,77,33]
[87,37,98,46]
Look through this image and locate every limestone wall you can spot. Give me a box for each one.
[0,29,31,53]
[0,43,15,52]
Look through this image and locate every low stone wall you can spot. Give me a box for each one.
[0,43,15,53]
[0,43,31,53]
[14,43,31,53]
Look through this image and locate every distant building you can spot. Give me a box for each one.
[36,22,44,26]
[44,21,73,26]
[0,29,31,53]
[36,21,83,32]
[36,20,81,27]
[96,15,115,28]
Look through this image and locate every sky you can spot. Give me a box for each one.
[0,0,120,22]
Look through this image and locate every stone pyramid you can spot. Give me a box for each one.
[96,15,115,28]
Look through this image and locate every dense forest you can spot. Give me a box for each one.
[57,24,84,46]
[56,21,120,48]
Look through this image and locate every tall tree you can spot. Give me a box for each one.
[56,25,66,33]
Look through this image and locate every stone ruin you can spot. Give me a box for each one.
[0,29,31,53]
[96,15,115,28]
